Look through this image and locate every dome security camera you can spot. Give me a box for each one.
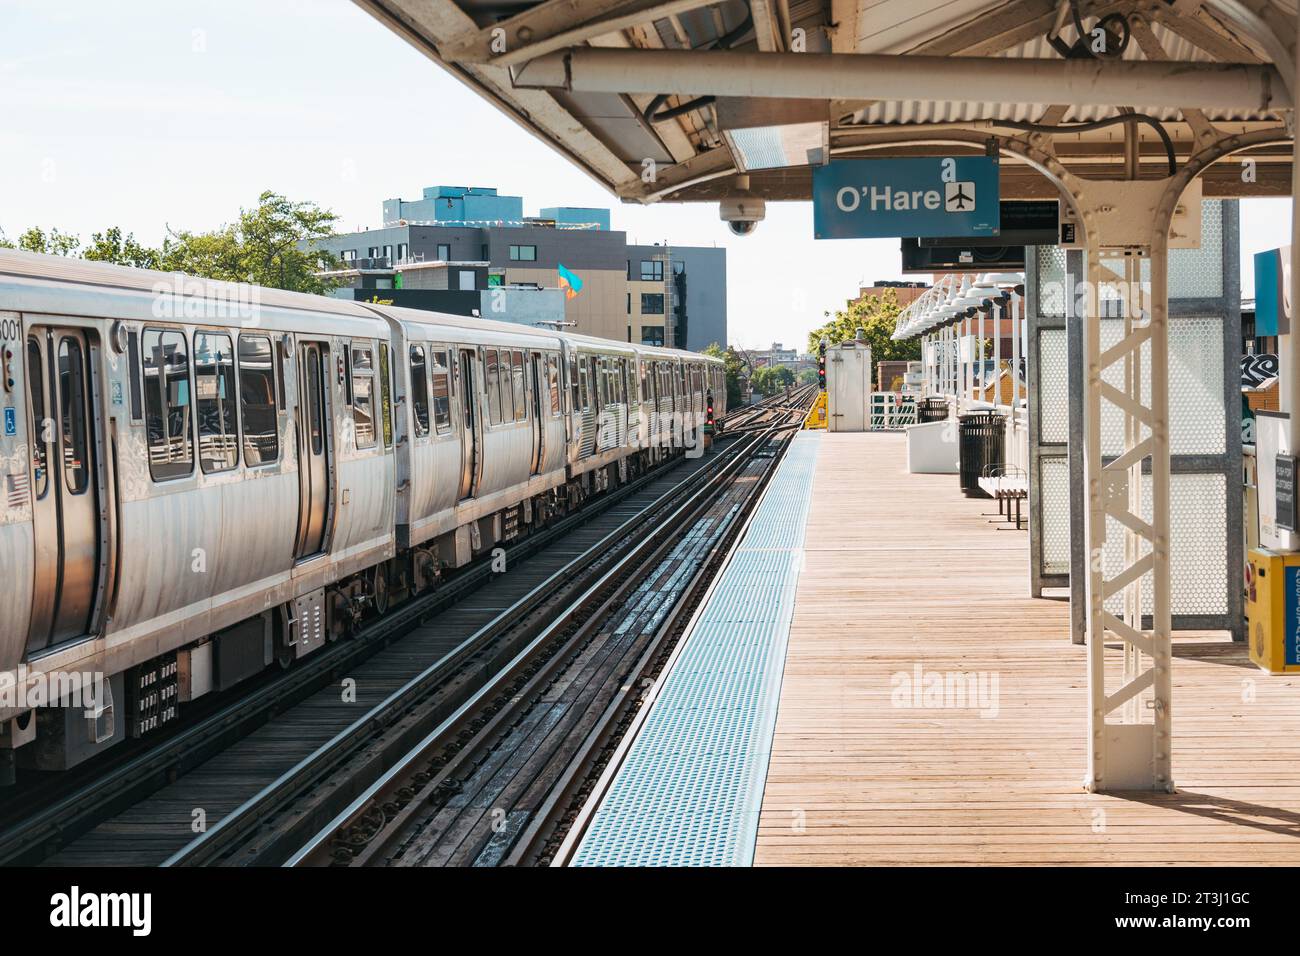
[720,196,765,237]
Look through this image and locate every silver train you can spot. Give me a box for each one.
[0,250,725,773]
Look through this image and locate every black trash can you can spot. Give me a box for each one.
[958,411,1006,497]
[917,397,949,423]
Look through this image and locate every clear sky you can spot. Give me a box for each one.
[0,0,1292,348]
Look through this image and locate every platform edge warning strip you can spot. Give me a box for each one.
[570,431,821,866]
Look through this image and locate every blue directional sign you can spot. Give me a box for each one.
[813,157,1001,240]
[3,408,14,437]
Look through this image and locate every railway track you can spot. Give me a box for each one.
[281,403,810,868]
[0,439,720,865]
[3,396,811,868]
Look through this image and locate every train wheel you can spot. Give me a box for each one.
[372,565,390,616]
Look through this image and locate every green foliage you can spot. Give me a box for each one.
[806,288,921,364]
[797,367,818,386]
[1,191,342,294]
[3,226,82,257]
[703,342,745,408]
[751,364,794,396]
[83,227,163,269]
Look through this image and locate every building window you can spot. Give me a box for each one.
[458,270,476,291]
[509,244,537,262]
[396,242,408,263]
[640,260,663,281]
[342,249,357,263]
[142,328,194,481]
[367,246,381,259]
[194,331,239,473]
[626,260,632,279]
[641,293,665,315]
[437,243,451,260]
[382,245,392,263]
[673,260,684,275]
[481,243,490,260]
[626,292,631,314]
[641,326,665,347]
[238,334,278,466]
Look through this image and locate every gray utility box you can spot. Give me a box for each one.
[827,340,872,432]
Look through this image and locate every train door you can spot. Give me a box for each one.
[294,341,332,559]
[529,351,544,475]
[457,348,478,498]
[25,326,102,653]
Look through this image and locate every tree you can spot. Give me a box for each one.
[806,288,921,364]
[1,192,342,294]
[752,364,794,396]
[2,226,81,257]
[703,342,745,408]
[83,227,162,269]
[797,367,818,386]
[164,191,342,293]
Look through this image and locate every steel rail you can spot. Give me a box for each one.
[161,432,758,867]
[285,425,784,867]
[0,441,712,866]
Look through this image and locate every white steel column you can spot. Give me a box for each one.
[1077,178,1175,793]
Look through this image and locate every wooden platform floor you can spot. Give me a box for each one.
[755,432,1300,866]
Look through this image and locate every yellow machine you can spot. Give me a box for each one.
[1246,548,1300,673]
[803,391,827,430]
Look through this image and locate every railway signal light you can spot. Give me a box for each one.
[705,391,714,434]
[817,337,827,391]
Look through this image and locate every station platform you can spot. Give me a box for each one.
[573,431,1300,866]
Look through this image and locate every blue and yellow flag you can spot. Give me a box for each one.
[557,263,584,300]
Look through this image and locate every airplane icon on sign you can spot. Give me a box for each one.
[944,181,975,212]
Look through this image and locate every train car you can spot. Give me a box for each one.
[378,308,568,586]
[0,249,725,777]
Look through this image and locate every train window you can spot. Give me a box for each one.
[238,335,279,466]
[588,358,599,408]
[27,339,48,500]
[431,350,452,434]
[142,328,194,481]
[568,354,579,414]
[195,331,239,474]
[58,338,91,494]
[379,343,393,448]
[485,349,502,426]
[409,345,430,438]
[351,344,376,449]
[547,355,561,416]
[578,356,589,411]
[306,349,323,457]
[511,350,526,422]
[127,329,143,422]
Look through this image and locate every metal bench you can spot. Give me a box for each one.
[977,464,1028,530]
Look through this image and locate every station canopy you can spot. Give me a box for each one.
[355,0,1296,205]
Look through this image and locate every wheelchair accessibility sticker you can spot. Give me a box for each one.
[4,408,15,436]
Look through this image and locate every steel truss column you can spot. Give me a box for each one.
[1076,178,1175,793]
